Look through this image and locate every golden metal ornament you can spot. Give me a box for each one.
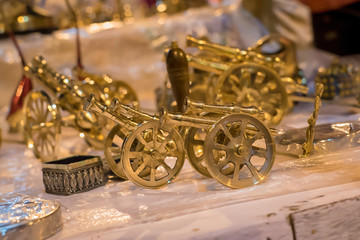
[84,94,185,188]
[85,91,275,189]
[22,56,135,162]
[182,35,309,126]
[302,83,324,156]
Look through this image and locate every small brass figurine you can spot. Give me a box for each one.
[22,56,135,162]
[302,83,324,156]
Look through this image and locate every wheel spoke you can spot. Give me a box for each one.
[249,131,263,144]
[245,161,263,181]
[159,129,175,151]
[240,70,251,88]
[135,162,147,175]
[129,151,142,159]
[111,146,122,154]
[152,125,159,148]
[135,132,148,147]
[160,161,174,175]
[150,167,156,182]
[191,139,204,146]
[213,143,228,151]
[219,123,233,140]
[232,162,242,180]
[217,157,231,170]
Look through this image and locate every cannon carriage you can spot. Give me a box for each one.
[85,93,275,189]
[23,56,138,162]
[85,42,276,189]
[159,35,308,126]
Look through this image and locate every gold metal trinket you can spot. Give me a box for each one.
[22,56,138,162]
[159,35,309,126]
[85,94,275,189]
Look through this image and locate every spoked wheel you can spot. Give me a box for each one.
[103,81,139,109]
[23,90,61,162]
[204,113,275,188]
[216,63,288,126]
[122,120,185,189]
[185,127,211,178]
[104,124,129,179]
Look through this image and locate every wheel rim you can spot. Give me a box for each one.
[24,90,61,162]
[104,124,129,179]
[122,120,185,189]
[185,127,212,178]
[204,113,275,188]
[216,63,287,126]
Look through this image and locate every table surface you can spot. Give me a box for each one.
[1,2,360,239]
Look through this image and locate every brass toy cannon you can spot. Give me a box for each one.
[84,94,186,189]
[22,56,137,162]
[159,35,308,126]
[86,82,275,189]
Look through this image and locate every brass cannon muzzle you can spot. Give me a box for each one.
[84,94,138,129]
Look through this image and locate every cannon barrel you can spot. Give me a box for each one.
[84,94,138,129]
[160,109,216,129]
[110,98,157,121]
[186,35,242,59]
[185,98,265,121]
[186,54,229,75]
[186,35,284,72]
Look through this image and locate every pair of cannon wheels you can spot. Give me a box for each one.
[105,113,275,189]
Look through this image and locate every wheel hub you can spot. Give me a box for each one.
[234,144,251,161]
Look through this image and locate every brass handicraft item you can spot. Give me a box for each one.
[85,42,276,189]
[158,34,308,126]
[22,56,137,162]
[42,155,105,195]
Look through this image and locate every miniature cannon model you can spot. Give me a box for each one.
[22,56,130,162]
[159,35,308,126]
[85,94,275,189]
[84,94,185,189]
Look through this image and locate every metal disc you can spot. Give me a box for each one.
[23,90,61,162]
[216,62,288,126]
[204,113,275,188]
[122,120,185,189]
